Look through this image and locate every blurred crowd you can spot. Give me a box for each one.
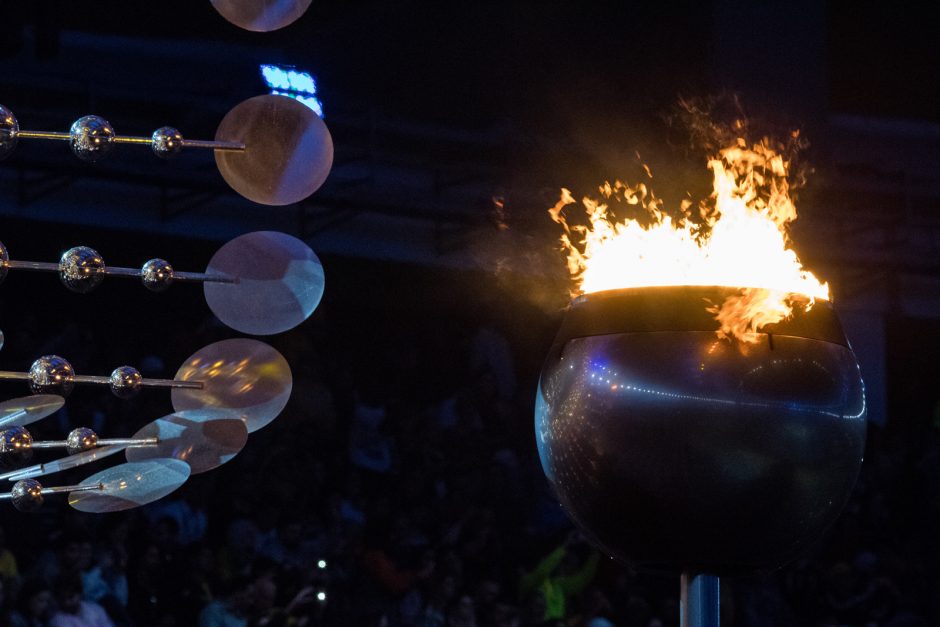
[0,287,936,627]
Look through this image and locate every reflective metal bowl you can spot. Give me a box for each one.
[536,286,866,575]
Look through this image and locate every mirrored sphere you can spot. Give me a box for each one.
[59,246,105,293]
[152,126,184,159]
[109,366,142,398]
[67,427,98,455]
[0,105,18,161]
[141,259,174,292]
[0,240,8,285]
[29,355,75,396]
[0,426,33,468]
[69,115,115,161]
[11,479,43,512]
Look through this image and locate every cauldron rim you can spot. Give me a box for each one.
[552,286,847,351]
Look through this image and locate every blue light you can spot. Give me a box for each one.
[260,64,324,117]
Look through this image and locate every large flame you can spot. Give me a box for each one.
[550,137,829,342]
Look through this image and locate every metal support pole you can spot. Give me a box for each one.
[680,573,719,627]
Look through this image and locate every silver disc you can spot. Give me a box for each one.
[210,0,311,32]
[204,231,324,335]
[1,444,127,481]
[69,459,190,513]
[0,395,64,428]
[171,338,292,433]
[125,410,248,474]
[215,94,333,206]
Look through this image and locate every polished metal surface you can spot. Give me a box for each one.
[215,94,333,206]
[59,246,106,293]
[151,126,184,158]
[171,338,292,433]
[210,0,312,32]
[0,395,65,428]
[28,356,75,396]
[536,291,867,574]
[0,426,33,468]
[109,366,143,398]
[1,444,127,481]
[69,459,190,513]
[140,259,174,291]
[0,105,18,161]
[125,410,248,474]
[10,478,43,512]
[66,427,99,455]
[69,115,115,161]
[204,231,325,335]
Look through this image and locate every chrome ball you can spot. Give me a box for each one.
[11,479,43,512]
[152,126,184,159]
[141,259,174,292]
[0,105,18,161]
[0,426,33,468]
[109,366,142,399]
[59,246,105,293]
[0,240,8,285]
[536,287,867,575]
[69,115,115,161]
[66,427,98,455]
[28,355,75,396]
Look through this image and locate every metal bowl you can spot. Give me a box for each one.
[535,286,866,575]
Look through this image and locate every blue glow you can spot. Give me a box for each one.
[260,64,324,117]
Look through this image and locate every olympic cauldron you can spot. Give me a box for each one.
[536,286,866,575]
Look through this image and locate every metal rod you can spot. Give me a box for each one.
[2,260,235,284]
[30,437,158,449]
[16,130,246,153]
[98,437,158,447]
[680,573,719,627]
[0,371,202,390]
[16,130,70,141]
[41,483,102,495]
[72,375,203,390]
[139,378,203,390]
[3,260,60,272]
[112,136,155,146]
[30,441,67,449]
[182,139,246,151]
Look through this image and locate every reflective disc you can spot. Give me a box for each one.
[126,410,248,474]
[210,0,311,32]
[204,231,324,335]
[0,395,64,428]
[171,339,292,433]
[215,94,333,206]
[69,459,190,513]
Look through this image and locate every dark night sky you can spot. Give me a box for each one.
[9,0,936,128]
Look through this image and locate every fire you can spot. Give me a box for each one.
[550,137,829,342]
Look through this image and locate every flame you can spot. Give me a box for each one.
[550,137,829,342]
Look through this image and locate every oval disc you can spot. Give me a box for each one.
[69,459,191,513]
[204,231,324,335]
[0,395,64,428]
[171,339,292,433]
[215,94,333,206]
[126,410,248,474]
[210,0,311,32]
